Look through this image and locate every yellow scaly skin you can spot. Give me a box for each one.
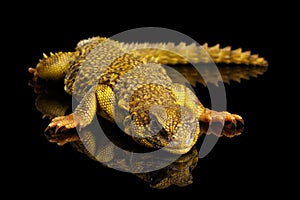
[29,36,267,154]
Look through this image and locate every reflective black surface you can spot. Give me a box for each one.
[27,62,263,189]
[8,14,282,198]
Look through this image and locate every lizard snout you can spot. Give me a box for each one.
[162,106,200,154]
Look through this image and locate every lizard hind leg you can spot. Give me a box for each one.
[28,67,48,94]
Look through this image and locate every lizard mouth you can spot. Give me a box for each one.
[163,136,195,154]
[163,145,193,154]
[130,123,197,155]
[142,135,193,154]
[142,129,195,155]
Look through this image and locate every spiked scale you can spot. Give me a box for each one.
[202,43,268,67]
[121,42,268,67]
[30,36,267,156]
[36,51,78,80]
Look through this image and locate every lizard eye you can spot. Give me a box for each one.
[149,177,154,183]
[149,117,163,133]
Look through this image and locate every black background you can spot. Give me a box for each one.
[5,2,290,198]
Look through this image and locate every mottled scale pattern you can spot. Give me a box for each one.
[65,37,268,97]
[32,36,264,156]
[113,63,174,110]
[99,53,147,87]
[129,83,176,125]
[65,38,127,97]
[37,52,78,80]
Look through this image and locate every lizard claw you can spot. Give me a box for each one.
[45,114,78,134]
[200,109,244,137]
[44,128,80,146]
[28,67,47,94]
[222,113,244,137]
[44,114,83,145]
[28,67,39,80]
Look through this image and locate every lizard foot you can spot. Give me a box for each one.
[200,109,244,137]
[28,67,39,80]
[222,113,244,137]
[45,128,80,146]
[28,67,46,94]
[45,113,83,134]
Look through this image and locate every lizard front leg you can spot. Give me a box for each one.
[173,83,244,138]
[45,85,98,133]
[199,108,244,138]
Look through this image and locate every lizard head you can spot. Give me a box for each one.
[35,51,78,80]
[129,104,200,155]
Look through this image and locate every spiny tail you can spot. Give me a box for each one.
[202,43,268,66]
[121,42,268,67]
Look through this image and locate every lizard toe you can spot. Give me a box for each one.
[45,114,77,133]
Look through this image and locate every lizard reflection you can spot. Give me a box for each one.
[29,63,267,189]
[32,81,199,188]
